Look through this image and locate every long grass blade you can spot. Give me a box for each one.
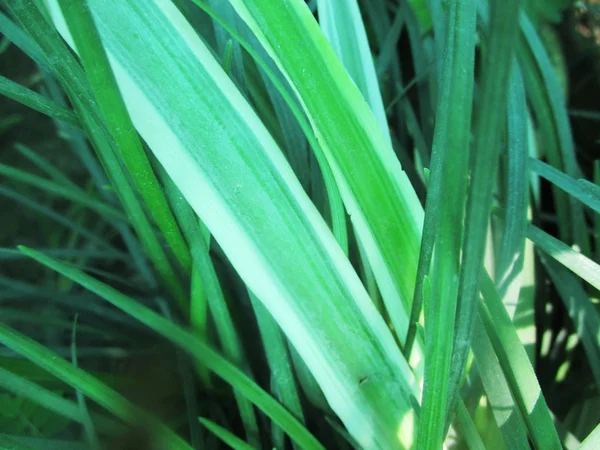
[56,0,192,274]
[199,418,255,450]
[0,75,80,128]
[449,0,521,426]
[479,272,562,449]
[0,321,192,450]
[527,224,600,291]
[229,0,425,352]
[44,1,420,447]
[529,158,600,214]
[18,246,324,450]
[415,0,476,447]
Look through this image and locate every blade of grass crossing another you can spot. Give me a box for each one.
[416,0,476,448]
[479,272,562,449]
[527,224,600,291]
[199,418,254,450]
[540,255,600,389]
[228,0,425,350]
[0,321,192,450]
[7,0,186,306]
[46,1,420,447]
[163,174,260,446]
[56,0,192,275]
[448,0,522,427]
[529,158,600,214]
[0,74,80,128]
[18,246,324,450]
[189,1,349,254]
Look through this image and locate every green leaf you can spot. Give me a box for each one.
[17,246,323,450]
[413,0,476,447]
[527,224,600,291]
[449,0,522,427]
[229,0,425,354]
[44,0,420,447]
[0,320,192,450]
[479,273,562,449]
[529,158,600,215]
[56,0,192,275]
[0,75,80,128]
[199,418,255,450]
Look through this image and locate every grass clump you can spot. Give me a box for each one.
[0,0,599,448]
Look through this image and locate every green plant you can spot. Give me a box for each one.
[0,0,599,449]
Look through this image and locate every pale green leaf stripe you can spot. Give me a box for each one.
[479,273,562,449]
[18,246,323,450]
[189,1,348,254]
[46,1,419,448]
[199,418,255,450]
[471,318,530,449]
[527,224,600,291]
[56,0,192,274]
[229,0,425,348]
[0,75,80,128]
[317,0,392,145]
[529,158,600,214]
[0,321,192,450]
[163,175,260,445]
[580,423,600,450]
[315,0,423,363]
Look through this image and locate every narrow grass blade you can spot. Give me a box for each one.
[415,0,476,447]
[229,0,425,349]
[7,0,186,307]
[529,158,600,214]
[317,0,391,145]
[163,175,260,446]
[0,162,125,221]
[189,0,348,253]
[471,318,530,449]
[43,0,420,447]
[518,11,589,253]
[497,67,528,294]
[249,292,305,446]
[454,399,485,450]
[0,75,79,128]
[18,246,324,450]
[0,365,118,432]
[541,255,600,389]
[315,0,416,345]
[71,316,100,450]
[449,0,521,426]
[479,272,562,449]
[14,143,80,190]
[0,322,192,450]
[56,0,192,274]
[527,224,600,291]
[0,10,47,68]
[199,418,255,450]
